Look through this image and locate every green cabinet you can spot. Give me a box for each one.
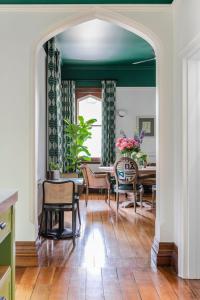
[0,267,11,299]
[0,191,17,300]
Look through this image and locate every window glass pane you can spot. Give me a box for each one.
[84,126,102,158]
[78,96,102,158]
[79,96,102,125]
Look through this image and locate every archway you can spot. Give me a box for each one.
[33,7,164,268]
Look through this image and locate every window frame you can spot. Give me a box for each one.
[76,87,102,163]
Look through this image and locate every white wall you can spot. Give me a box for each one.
[35,47,46,217]
[0,6,173,245]
[173,0,200,278]
[90,87,156,173]
[116,87,156,162]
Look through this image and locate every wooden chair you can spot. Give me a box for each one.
[39,180,81,246]
[114,157,143,212]
[80,164,111,206]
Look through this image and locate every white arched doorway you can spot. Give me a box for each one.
[33,7,173,273]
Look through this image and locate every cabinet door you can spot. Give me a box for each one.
[0,209,11,244]
[0,267,11,300]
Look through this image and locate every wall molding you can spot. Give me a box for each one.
[16,241,39,267]
[0,4,172,13]
[62,64,155,71]
[151,239,178,273]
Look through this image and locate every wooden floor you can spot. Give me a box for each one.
[16,194,200,299]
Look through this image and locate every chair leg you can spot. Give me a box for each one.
[116,193,120,212]
[140,186,144,208]
[152,186,156,208]
[134,192,137,213]
[85,186,89,206]
[49,211,53,230]
[108,189,110,206]
[59,211,64,235]
[39,208,44,237]
[45,210,48,236]
[77,199,81,226]
[72,209,77,247]
[104,189,107,203]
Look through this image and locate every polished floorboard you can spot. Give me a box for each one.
[16,194,200,299]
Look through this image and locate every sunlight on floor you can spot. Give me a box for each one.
[83,228,106,270]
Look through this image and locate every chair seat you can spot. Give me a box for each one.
[114,184,143,193]
[44,203,77,211]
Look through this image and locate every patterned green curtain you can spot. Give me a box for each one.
[61,80,76,173]
[101,80,116,166]
[47,38,63,171]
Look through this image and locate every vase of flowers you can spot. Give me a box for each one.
[116,130,147,166]
[116,137,140,157]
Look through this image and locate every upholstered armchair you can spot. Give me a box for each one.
[80,164,111,206]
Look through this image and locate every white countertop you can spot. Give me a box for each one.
[0,189,18,210]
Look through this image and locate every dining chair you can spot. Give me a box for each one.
[39,180,81,246]
[114,157,143,212]
[80,164,111,206]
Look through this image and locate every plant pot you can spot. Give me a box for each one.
[50,170,60,180]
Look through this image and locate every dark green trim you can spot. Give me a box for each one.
[61,64,156,87]
[0,0,173,4]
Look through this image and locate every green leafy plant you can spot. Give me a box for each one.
[49,161,60,171]
[131,151,147,166]
[64,116,97,172]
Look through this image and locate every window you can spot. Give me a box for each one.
[78,95,102,159]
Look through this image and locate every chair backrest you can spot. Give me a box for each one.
[114,157,138,186]
[43,181,75,204]
[80,164,89,186]
[81,164,97,187]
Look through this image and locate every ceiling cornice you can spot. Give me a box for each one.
[0,4,172,12]
[171,0,178,8]
[62,63,155,70]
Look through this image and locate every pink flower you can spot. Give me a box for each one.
[116,136,140,152]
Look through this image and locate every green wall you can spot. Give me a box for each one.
[61,64,156,87]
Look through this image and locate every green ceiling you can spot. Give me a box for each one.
[57,19,156,87]
[56,20,155,66]
[0,0,173,4]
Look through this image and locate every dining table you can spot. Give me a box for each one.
[98,165,156,176]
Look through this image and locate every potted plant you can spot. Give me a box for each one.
[64,116,97,173]
[49,161,60,180]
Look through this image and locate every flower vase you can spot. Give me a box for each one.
[122,152,132,158]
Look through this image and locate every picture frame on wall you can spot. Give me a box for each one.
[137,116,155,137]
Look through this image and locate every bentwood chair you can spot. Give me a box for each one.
[114,157,143,212]
[39,180,81,246]
[80,164,111,206]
